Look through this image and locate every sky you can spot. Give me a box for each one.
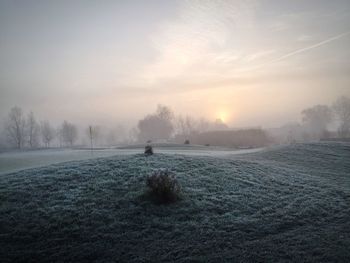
[0,0,350,129]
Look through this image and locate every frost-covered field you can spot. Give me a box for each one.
[0,145,263,175]
[0,142,349,262]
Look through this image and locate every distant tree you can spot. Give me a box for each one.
[184,116,198,134]
[333,96,350,137]
[56,127,63,147]
[26,112,40,148]
[174,115,229,138]
[175,115,199,136]
[156,104,174,121]
[87,125,100,150]
[40,121,55,147]
[301,105,332,138]
[137,105,174,142]
[5,106,26,149]
[175,115,186,135]
[61,121,78,147]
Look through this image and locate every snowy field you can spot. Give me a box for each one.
[0,145,263,175]
[0,142,349,262]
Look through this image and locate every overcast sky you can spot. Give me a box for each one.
[0,0,350,128]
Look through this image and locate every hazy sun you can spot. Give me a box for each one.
[218,110,228,122]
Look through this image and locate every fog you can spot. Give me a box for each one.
[1,0,350,148]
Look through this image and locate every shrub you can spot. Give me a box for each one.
[146,169,181,203]
[144,145,153,155]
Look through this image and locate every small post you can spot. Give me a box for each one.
[89,125,93,155]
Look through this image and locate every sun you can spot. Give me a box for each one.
[218,110,228,123]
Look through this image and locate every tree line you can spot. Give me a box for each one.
[273,96,350,144]
[1,107,134,149]
[3,106,78,149]
[1,104,230,149]
[300,96,350,139]
[2,95,349,149]
[136,104,230,143]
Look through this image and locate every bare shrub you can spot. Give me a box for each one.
[146,169,181,203]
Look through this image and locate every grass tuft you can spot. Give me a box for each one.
[144,168,181,204]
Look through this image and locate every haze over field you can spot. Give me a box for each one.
[1,0,350,130]
[1,2,350,262]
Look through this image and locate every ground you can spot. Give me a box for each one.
[0,142,349,262]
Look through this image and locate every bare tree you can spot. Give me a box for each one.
[176,114,228,136]
[137,105,174,142]
[40,120,55,147]
[156,104,174,121]
[185,115,199,134]
[5,106,26,149]
[333,96,350,138]
[56,127,63,147]
[174,115,187,136]
[87,125,100,151]
[61,121,78,147]
[26,111,40,148]
[301,105,332,139]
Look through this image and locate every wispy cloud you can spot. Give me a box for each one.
[131,0,350,104]
[297,35,313,42]
[272,31,350,63]
[238,30,350,73]
[141,0,257,84]
[245,50,275,62]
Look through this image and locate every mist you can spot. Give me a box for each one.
[1,0,350,135]
[1,1,350,262]
[2,94,350,150]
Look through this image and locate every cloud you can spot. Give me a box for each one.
[297,35,313,42]
[272,30,350,63]
[236,30,350,73]
[140,0,258,84]
[244,50,275,62]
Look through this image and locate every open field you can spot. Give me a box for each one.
[0,142,349,262]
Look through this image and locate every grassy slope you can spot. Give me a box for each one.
[0,143,349,262]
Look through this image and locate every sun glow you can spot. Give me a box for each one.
[217,110,229,123]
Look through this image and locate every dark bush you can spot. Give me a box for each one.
[144,145,153,155]
[184,139,190,144]
[146,169,181,203]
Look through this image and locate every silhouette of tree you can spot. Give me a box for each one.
[41,120,55,148]
[137,105,174,142]
[333,96,350,137]
[26,112,40,148]
[5,106,26,149]
[301,105,332,138]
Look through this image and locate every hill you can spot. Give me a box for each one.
[0,142,349,262]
